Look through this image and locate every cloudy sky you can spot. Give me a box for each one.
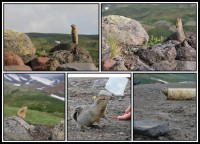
[4,3,99,34]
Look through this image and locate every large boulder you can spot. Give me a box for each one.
[4,116,35,140]
[102,15,149,47]
[4,29,36,63]
[4,52,24,66]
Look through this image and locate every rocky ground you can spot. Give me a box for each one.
[134,83,197,141]
[67,77,131,141]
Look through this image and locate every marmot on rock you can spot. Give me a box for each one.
[17,106,28,119]
[71,24,78,46]
[165,17,186,42]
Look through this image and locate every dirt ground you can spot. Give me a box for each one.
[67,77,131,141]
[134,83,197,141]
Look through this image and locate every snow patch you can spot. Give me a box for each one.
[37,87,45,90]
[7,74,21,82]
[20,76,28,81]
[30,75,54,86]
[14,84,21,86]
[150,78,168,84]
[50,94,65,101]
[4,75,13,81]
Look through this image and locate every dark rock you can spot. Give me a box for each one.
[152,60,177,71]
[175,41,196,61]
[4,52,24,66]
[134,119,170,137]
[56,63,98,71]
[48,43,93,65]
[137,42,177,65]
[4,65,32,71]
[185,31,196,49]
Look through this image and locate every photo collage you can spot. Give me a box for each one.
[2,2,198,142]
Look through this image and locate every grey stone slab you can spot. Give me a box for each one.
[134,119,170,137]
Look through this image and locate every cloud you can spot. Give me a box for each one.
[4,3,99,34]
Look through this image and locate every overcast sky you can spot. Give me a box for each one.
[4,3,99,34]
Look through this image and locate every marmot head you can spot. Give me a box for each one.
[161,87,168,96]
[95,96,110,107]
[71,24,76,29]
[176,17,182,28]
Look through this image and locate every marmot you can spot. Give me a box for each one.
[72,96,110,130]
[17,106,28,119]
[71,24,78,47]
[165,17,186,42]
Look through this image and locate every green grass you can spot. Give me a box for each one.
[108,35,120,58]
[4,82,65,125]
[26,33,99,66]
[4,106,63,126]
[134,74,196,84]
[102,3,196,38]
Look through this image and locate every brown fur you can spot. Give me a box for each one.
[17,106,28,119]
[71,24,78,47]
[72,96,110,130]
[165,17,186,42]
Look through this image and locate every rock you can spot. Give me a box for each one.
[185,31,196,49]
[46,59,60,71]
[49,43,76,53]
[31,57,49,71]
[48,43,93,64]
[4,65,32,71]
[137,42,177,65]
[31,57,60,71]
[4,52,24,66]
[175,41,196,61]
[102,59,116,71]
[102,15,149,47]
[4,116,35,140]
[152,61,177,71]
[175,61,196,71]
[56,63,98,71]
[124,55,139,70]
[51,121,65,140]
[4,29,36,63]
[134,119,170,137]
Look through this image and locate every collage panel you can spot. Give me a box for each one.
[3,73,65,141]
[101,3,197,71]
[3,3,99,71]
[67,73,132,141]
[133,73,197,141]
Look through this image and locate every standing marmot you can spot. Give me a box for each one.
[165,17,186,42]
[71,24,78,47]
[17,106,28,119]
[72,96,110,130]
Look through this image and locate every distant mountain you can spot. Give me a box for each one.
[4,74,65,97]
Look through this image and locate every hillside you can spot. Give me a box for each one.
[134,74,196,84]
[4,82,65,125]
[102,3,196,38]
[26,33,99,66]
